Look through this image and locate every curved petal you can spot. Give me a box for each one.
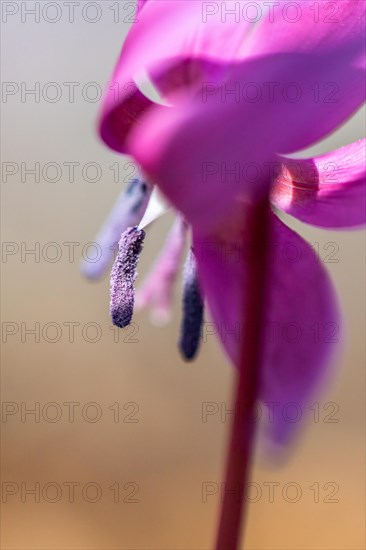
[101,0,365,153]
[271,139,366,228]
[118,0,366,88]
[243,0,365,63]
[130,97,270,233]
[137,0,148,10]
[193,212,340,443]
[129,49,364,233]
[100,0,253,153]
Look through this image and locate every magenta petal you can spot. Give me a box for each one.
[129,47,364,233]
[193,212,340,444]
[137,0,148,10]
[101,0,365,154]
[261,215,340,443]
[244,0,366,61]
[111,1,253,82]
[99,1,253,153]
[271,139,366,228]
[129,97,271,232]
[109,0,365,98]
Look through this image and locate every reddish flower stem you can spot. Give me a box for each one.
[215,196,271,550]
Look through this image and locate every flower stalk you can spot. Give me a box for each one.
[215,194,271,550]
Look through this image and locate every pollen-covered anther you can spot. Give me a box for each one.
[179,250,204,361]
[110,226,145,328]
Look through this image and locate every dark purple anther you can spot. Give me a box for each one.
[179,250,204,361]
[110,226,145,328]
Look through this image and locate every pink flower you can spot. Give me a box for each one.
[91,0,365,443]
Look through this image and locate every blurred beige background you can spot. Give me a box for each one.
[1,2,365,549]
